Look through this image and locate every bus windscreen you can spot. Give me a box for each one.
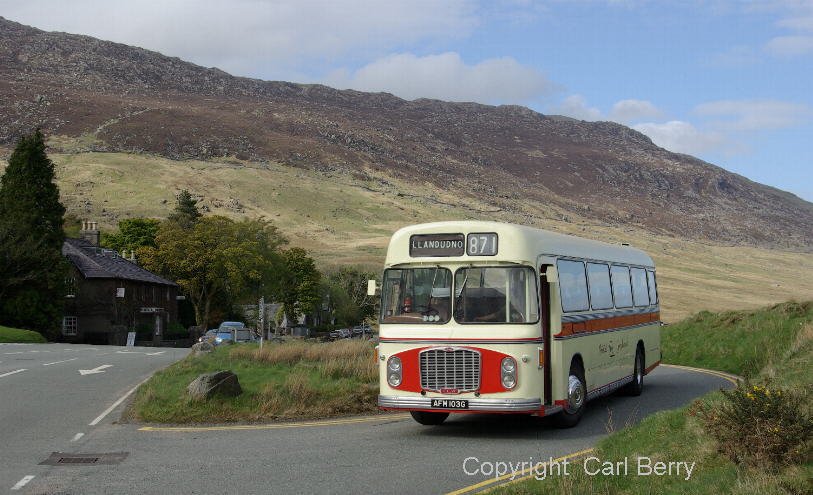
[380,268,452,323]
[454,267,539,324]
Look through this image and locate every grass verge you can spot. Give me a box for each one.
[0,325,47,343]
[494,301,813,495]
[131,339,379,423]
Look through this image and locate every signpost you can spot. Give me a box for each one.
[259,296,265,351]
[126,332,136,347]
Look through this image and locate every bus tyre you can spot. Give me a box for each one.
[622,347,644,396]
[410,411,449,425]
[553,362,586,428]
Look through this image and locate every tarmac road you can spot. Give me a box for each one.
[0,342,187,493]
[2,352,736,495]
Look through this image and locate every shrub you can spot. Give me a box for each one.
[689,381,813,467]
[163,322,188,340]
[134,322,153,341]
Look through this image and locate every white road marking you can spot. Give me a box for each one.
[116,350,166,355]
[0,369,27,378]
[43,358,78,366]
[3,352,25,355]
[71,432,85,442]
[11,475,35,490]
[89,377,148,426]
[79,364,113,375]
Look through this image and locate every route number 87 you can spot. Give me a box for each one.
[467,233,498,256]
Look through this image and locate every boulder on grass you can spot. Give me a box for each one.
[191,341,215,356]
[187,370,242,399]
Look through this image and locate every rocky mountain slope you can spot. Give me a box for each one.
[1,16,811,250]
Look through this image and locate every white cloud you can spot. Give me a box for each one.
[608,99,665,124]
[764,35,813,56]
[632,121,729,155]
[549,94,603,121]
[777,15,813,30]
[549,96,664,125]
[693,99,812,131]
[324,52,557,104]
[0,0,479,78]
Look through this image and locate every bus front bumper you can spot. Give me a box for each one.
[378,395,550,413]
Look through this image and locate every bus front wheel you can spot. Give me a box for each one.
[410,411,449,425]
[553,361,586,428]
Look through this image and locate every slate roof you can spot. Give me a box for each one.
[62,238,177,286]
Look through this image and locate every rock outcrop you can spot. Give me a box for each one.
[187,370,242,399]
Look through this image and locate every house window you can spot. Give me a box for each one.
[63,316,78,336]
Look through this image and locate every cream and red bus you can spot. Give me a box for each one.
[374,221,660,427]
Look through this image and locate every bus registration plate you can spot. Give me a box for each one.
[431,399,469,409]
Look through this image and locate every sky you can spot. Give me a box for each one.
[2,0,811,201]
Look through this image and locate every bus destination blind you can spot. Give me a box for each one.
[409,234,465,257]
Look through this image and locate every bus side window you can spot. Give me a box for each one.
[586,263,613,310]
[557,259,589,312]
[630,267,649,307]
[610,265,633,308]
[647,270,658,304]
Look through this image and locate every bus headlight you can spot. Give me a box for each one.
[501,357,517,390]
[387,356,402,387]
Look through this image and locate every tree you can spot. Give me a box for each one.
[324,265,379,324]
[279,248,321,326]
[167,189,202,228]
[139,216,286,328]
[0,130,67,333]
[101,218,161,254]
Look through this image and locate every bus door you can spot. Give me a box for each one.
[540,265,553,406]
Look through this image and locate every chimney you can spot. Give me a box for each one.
[80,220,100,246]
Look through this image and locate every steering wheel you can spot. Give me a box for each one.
[421,307,439,317]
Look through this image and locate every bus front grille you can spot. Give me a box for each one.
[419,348,480,392]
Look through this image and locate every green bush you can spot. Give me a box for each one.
[689,381,813,467]
[163,322,188,340]
[0,325,48,343]
[135,322,153,341]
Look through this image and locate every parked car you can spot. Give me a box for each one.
[218,321,255,343]
[329,328,352,340]
[198,329,218,343]
[351,324,372,337]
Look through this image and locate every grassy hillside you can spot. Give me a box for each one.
[662,301,813,377]
[2,148,813,321]
[0,325,47,343]
[495,302,813,495]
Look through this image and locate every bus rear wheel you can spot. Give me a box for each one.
[622,347,644,396]
[410,411,449,425]
[553,361,586,428]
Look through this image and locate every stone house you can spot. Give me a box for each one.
[61,222,179,345]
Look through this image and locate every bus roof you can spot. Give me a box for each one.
[385,221,654,268]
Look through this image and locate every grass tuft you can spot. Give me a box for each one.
[132,340,380,423]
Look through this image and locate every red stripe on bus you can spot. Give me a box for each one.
[644,360,660,374]
[556,311,659,337]
[379,337,543,342]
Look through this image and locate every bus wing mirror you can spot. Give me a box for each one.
[544,265,558,284]
[367,280,378,296]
